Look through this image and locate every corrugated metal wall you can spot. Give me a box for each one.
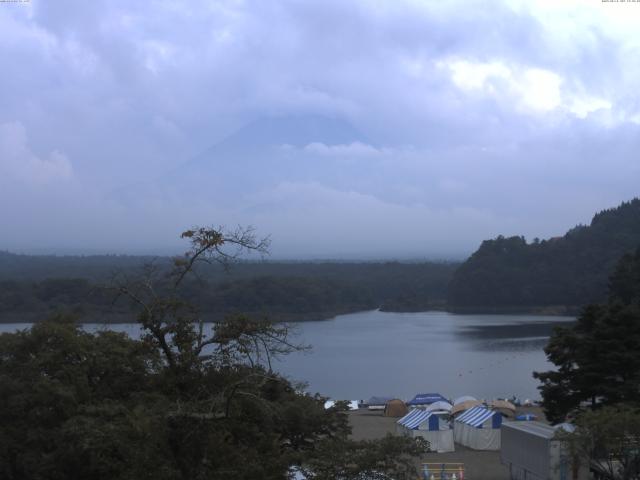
[501,425,550,479]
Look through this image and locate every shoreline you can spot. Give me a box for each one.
[0,306,577,324]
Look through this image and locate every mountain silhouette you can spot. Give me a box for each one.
[114,114,372,208]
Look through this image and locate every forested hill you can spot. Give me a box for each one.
[0,255,458,322]
[448,198,640,313]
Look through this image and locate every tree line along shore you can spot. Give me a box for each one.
[2,198,639,323]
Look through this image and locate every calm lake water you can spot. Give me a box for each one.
[0,310,573,402]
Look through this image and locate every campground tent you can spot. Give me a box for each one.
[425,401,453,413]
[489,399,516,418]
[407,393,448,407]
[383,399,408,417]
[367,396,393,410]
[396,409,454,453]
[451,400,483,416]
[454,406,502,450]
[323,400,359,410]
[453,395,477,405]
[515,413,537,421]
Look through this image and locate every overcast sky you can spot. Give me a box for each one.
[1,0,639,258]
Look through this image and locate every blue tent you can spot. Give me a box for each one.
[406,393,448,406]
[515,413,537,421]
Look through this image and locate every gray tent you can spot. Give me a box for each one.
[366,396,393,410]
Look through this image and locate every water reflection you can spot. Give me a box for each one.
[476,337,551,352]
[455,320,574,341]
[0,311,575,402]
[275,311,575,401]
[454,319,575,353]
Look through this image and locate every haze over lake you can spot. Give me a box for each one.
[1,310,572,402]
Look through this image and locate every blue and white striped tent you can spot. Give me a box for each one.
[456,406,502,428]
[454,406,502,450]
[397,409,438,430]
[396,409,454,452]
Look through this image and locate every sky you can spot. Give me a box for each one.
[1,0,639,259]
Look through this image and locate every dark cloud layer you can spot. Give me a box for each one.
[1,0,638,258]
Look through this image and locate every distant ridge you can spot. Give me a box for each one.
[195,114,370,153]
[448,198,640,313]
[114,114,371,207]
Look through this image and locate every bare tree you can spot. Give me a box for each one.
[109,225,306,411]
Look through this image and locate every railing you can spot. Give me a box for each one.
[420,463,465,480]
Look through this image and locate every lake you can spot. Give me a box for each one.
[0,310,573,402]
[274,310,573,402]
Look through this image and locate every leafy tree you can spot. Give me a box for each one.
[449,198,640,311]
[559,405,640,480]
[534,248,640,423]
[0,226,425,479]
[0,255,457,323]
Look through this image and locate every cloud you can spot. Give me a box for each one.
[240,181,511,258]
[302,142,386,157]
[0,121,73,185]
[441,58,612,119]
[0,0,639,256]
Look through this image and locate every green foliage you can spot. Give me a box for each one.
[0,315,168,479]
[0,226,424,479]
[534,248,640,423]
[0,260,457,323]
[0,314,356,479]
[449,198,640,310]
[561,405,640,480]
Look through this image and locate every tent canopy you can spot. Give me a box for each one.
[367,396,393,406]
[456,406,502,429]
[407,393,447,406]
[426,400,453,412]
[324,400,359,410]
[397,409,445,431]
[452,400,483,415]
[397,409,455,453]
[384,399,408,417]
[489,399,516,411]
[515,413,537,421]
[453,395,477,405]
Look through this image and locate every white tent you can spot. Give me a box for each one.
[323,400,359,410]
[366,396,393,410]
[454,406,502,450]
[396,409,454,453]
[425,400,453,413]
[453,395,477,405]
